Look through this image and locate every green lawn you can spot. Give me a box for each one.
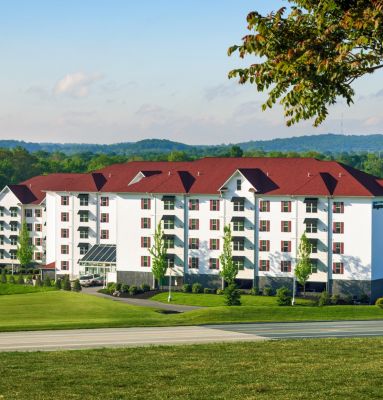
[1,291,383,332]
[1,338,383,399]
[0,283,56,295]
[151,292,313,307]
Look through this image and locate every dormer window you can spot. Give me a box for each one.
[236,179,242,191]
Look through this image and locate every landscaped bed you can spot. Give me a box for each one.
[0,338,382,399]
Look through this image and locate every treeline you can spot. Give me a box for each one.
[1,146,383,189]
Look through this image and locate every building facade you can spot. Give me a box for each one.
[1,158,383,300]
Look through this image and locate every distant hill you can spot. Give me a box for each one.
[1,134,383,155]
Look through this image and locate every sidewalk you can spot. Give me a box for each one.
[83,287,202,313]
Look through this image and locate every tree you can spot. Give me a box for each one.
[17,221,34,268]
[229,145,243,158]
[228,1,383,126]
[219,225,238,285]
[295,233,313,293]
[148,222,168,288]
[62,276,71,291]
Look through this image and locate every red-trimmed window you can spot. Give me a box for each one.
[34,252,42,261]
[141,256,151,267]
[35,238,42,246]
[35,223,42,232]
[189,238,199,249]
[141,198,151,210]
[259,200,270,212]
[209,258,219,270]
[61,196,69,206]
[333,222,344,234]
[281,260,292,272]
[210,219,220,230]
[333,242,344,254]
[333,202,344,213]
[101,213,109,223]
[259,260,270,271]
[61,245,69,254]
[209,238,220,250]
[61,212,69,222]
[259,220,270,232]
[333,262,344,274]
[281,221,292,233]
[210,199,220,211]
[61,261,69,270]
[141,237,151,248]
[141,218,151,229]
[189,199,199,211]
[101,230,109,240]
[101,197,109,207]
[61,228,69,238]
[259,240,270,251]
[281,201,292,212]
[35,209,42,218]
[281,241,292,252]
[189,219,199,230]
[188,257,199,269]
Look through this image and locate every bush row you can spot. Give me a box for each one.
[105,282,151,296]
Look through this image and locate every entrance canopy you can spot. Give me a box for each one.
[79,244,116,276]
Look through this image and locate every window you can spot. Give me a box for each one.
[210,200,220,211]
[189,219,199,230]
[141,198,151,210]
[281,241,291,252]
[61,261,69,270]
[79,245,89,255]
[24,209,32,218]
[210,219,220,230]
[306,200,318,213]
[189,238,199,249]
[233,258,244,270]
[308,239,318,253]
[10,208,18,218]
[101,213,109,223]
[10,251,17,260]
[166,255,175,268]
[281,201,291,212]
[61,229,69,238]
[333,242,344,254]
[27,223,32,232]
[281,221,291,233]
[141,237,151,248]
[209,258,219,270]
[0,207,3,217]
[163,198,175,210]
[79,194,89,207]
[333,262,344,274]
[233,238,244,251]
[35,238,42,246]
[28,238,32,246]
[141,256,151,267]
[79,229,89,239]
[61,196,69,206]
[333,202,344,214]
[10,222,18,231]
[236,179,242,190]
[34,252,42,261]
[100,230,109,240]
[281,261,292,272]
[305,220,317,233]
[10,237,18,245]
[35,209,42,218]
[161,235,173,249]
[259,220,270,232]
[188,257,199,269]
[259,240,270,251]
[233,198,244,212]
[259,200,270,212]
[61,245,69,255]
[0,222,3,231]
[0,236,3,245]
[189,199,199,211]
[61,212,69,222]
[333,222,344,234]
[163,218,175,230]
[101,197,109,207]
[310,259,318,274]
[79,212,88,223]
[0,250,3,259]
[141,218,151,229]
[233,219,244,231]
[259,260,270,272]
[35,224,42,232]
[209,238,220,250]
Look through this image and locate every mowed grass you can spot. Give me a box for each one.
[151,292,314,307]
[0,283,56,295]
[1,338,383,399]
[1,291,383,331]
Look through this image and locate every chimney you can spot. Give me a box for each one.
[197,171,201,176]
[307,172,312,177]
[168,171,171,176]
[338,172,343,178]
[108,173,112,178]
[29,184,32,188]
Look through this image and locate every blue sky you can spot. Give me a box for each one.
[1,0,383,144]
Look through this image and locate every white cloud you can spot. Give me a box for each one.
[53,72,103,98]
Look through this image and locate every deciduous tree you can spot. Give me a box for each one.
[295,232,313,293]
[148,222,168,288]
[17,221,34,268]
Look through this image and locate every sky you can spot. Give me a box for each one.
[1,0,383,145]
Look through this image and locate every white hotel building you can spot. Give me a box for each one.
[1,157,383,300]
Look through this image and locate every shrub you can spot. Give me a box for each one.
[55,279,62,290]
[43,276,52,287]
[72,279,82,292]
[115,283,122,292]
[216,288,224,295]
[276,287,292,306]
[17,275,25,285]
[343,294,354,305]
[331,294,341,305]
[26,275,33,285]
[107,283,116,294]
[203,288,211,294]
[318,291,331,306]
[192,283,203,294]
[9,275,15,284]
[0,269,6,284]
[141,283,150,292]
[182,284,192,293]
[223,283,241,306]
[121,284,129,293]
[129,285,139,296]
[263,286,273,296]
[250,287,259,296]
[360,293,370,304]
[375,297,383,308]
[62,277,71,291]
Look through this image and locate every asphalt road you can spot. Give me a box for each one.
[1,320,383,351]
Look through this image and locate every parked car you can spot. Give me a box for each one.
[92,274,105,286]
[79,274,105,287]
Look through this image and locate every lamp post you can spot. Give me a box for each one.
[168,267,172,302]
[292,275,296,306]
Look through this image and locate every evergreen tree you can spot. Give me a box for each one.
[9,275,15,284]
[16,274,25,285]
[16,221,34,268]
[73,279,82,292]
[148,222,168,288]
[62,276,71,291]
[0,269,6,284]
[295,233,313,293]
[43,275,52,287]
[55,278,62,290]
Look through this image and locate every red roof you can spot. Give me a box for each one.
[6,158,383,203]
